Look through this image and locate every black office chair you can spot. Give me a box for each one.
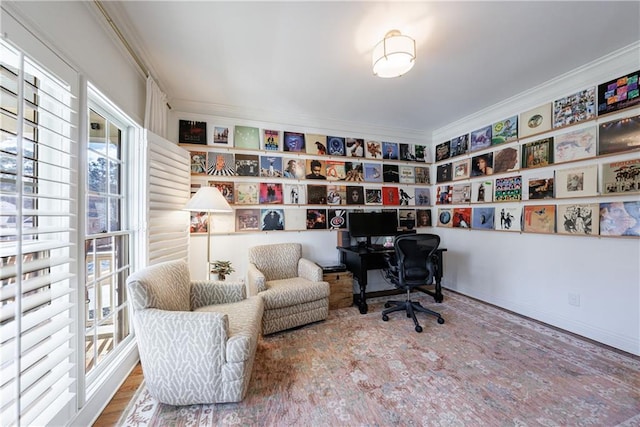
[382,234,445,332]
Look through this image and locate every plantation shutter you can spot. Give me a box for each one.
[146,131,190,265]
[0,38,79,426]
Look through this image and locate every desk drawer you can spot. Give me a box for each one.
[323,272,353,309]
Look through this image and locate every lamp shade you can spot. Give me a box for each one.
[372,30,416,78]
[183,186,232,212]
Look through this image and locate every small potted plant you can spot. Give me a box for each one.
[210,260,234,281]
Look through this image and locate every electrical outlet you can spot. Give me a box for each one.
[568,293,581,307]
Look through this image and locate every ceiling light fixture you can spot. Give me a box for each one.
[372,30,416,78]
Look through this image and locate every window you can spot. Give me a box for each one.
[0,38,78,426]
[83,101,133,378]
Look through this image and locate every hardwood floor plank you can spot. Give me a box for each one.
[92,363,143,427]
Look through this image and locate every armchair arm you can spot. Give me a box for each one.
[298,258,323,282]
[134,309,228,381]
[247,263,267,295]
[190,280,246,310]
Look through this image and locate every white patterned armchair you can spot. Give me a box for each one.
[247,243,330,335]
[126,260,263,405]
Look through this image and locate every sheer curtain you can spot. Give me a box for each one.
[144,75,168,138]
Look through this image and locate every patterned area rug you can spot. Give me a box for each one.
[119,292,640,426]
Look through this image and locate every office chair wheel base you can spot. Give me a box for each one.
[382,315,389,321]
[415,325,423,333]
[435,295,443,303]
[384,302,391,308]
[437,317,445,324]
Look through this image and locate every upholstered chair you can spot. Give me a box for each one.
[126,259,264,405]
[247,243,330,335]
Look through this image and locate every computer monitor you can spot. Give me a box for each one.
[347,211,398,238]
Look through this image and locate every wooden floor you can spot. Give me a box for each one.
[92,363,144,426]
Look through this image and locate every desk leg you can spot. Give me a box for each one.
[357,280,368,314]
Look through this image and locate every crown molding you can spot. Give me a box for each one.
[433,40,640,143]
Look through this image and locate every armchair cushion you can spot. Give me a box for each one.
[248,242,301,280]
[259,277,329,310]
[128,260,191,311]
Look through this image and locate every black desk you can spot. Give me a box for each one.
[337,245,446,314]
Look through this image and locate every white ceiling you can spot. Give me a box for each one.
[102,1,640,137]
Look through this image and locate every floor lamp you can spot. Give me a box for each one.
[183,186,232,278]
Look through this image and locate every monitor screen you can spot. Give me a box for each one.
[348,211,398,238]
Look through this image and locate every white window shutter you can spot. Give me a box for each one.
[145,131,190,265]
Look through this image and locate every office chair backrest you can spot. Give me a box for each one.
[394,234,440,286]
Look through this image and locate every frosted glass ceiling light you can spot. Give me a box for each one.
[372,30,416,78]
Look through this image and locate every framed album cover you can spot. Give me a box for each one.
[598,115,640,156]
[328,209,347,230]
[450,134,469,158]
[399,209,417,230]
[179,120,207,145]
[469,125,492,153]
[345,162,364,181]
[519,103,552,138]
[284,209,306,231]
[283,183,307,204]
[553,126,597,164]
[233,125,260,150]
[346,138,365,158]
[259,155,283,178]
[452,159,471,181]
[414,166,430,184]
[557,203,599,235]
[471,180,493,203]
[554,164,598,198]
[495,205,522,231]
[602,159,640,194]
[382,186,399,205]
[399,165,416,183]
[263,129,280,151]
[213,126,229,145]
[259,183,283,204]
[398,186,415,206]
[521,137,553,169]
[325,160,347,181]
[414,187,431,206]
[327,136,346,156]
[283,131,305,152]
[235,153,259,177]
[414,144,427,162]
[435,140,451,162]
[305,133,328,155]
[451,183,471,204]
[493,146,520,173]
[471,153,494,177]
[494,176,522,202]
[207,152,236,176]
[282,158,306,179]
[365,140,383,159]
[382,141,399,160]
[399,143,416,161]
[597,70,640,116]
[416,209,432,227]
[261,209,285,231]
[437,208,453,228]
[452,208,471,228]
[235,209,260,232]
[365,188,382,205]
[234,182,259,204]
[364,163,383,182]
[552,87,596,128]
[523,205,556,234]
[436,185,452,205]
[527,176,554,200]
[306,209,327,230]
[326,184,347,205]
[382,164,399,183]
[190,151,207,174]
[436,163,452,183]
[599,201,640,236]
[492,116,518,145]
[472,207,495,230]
